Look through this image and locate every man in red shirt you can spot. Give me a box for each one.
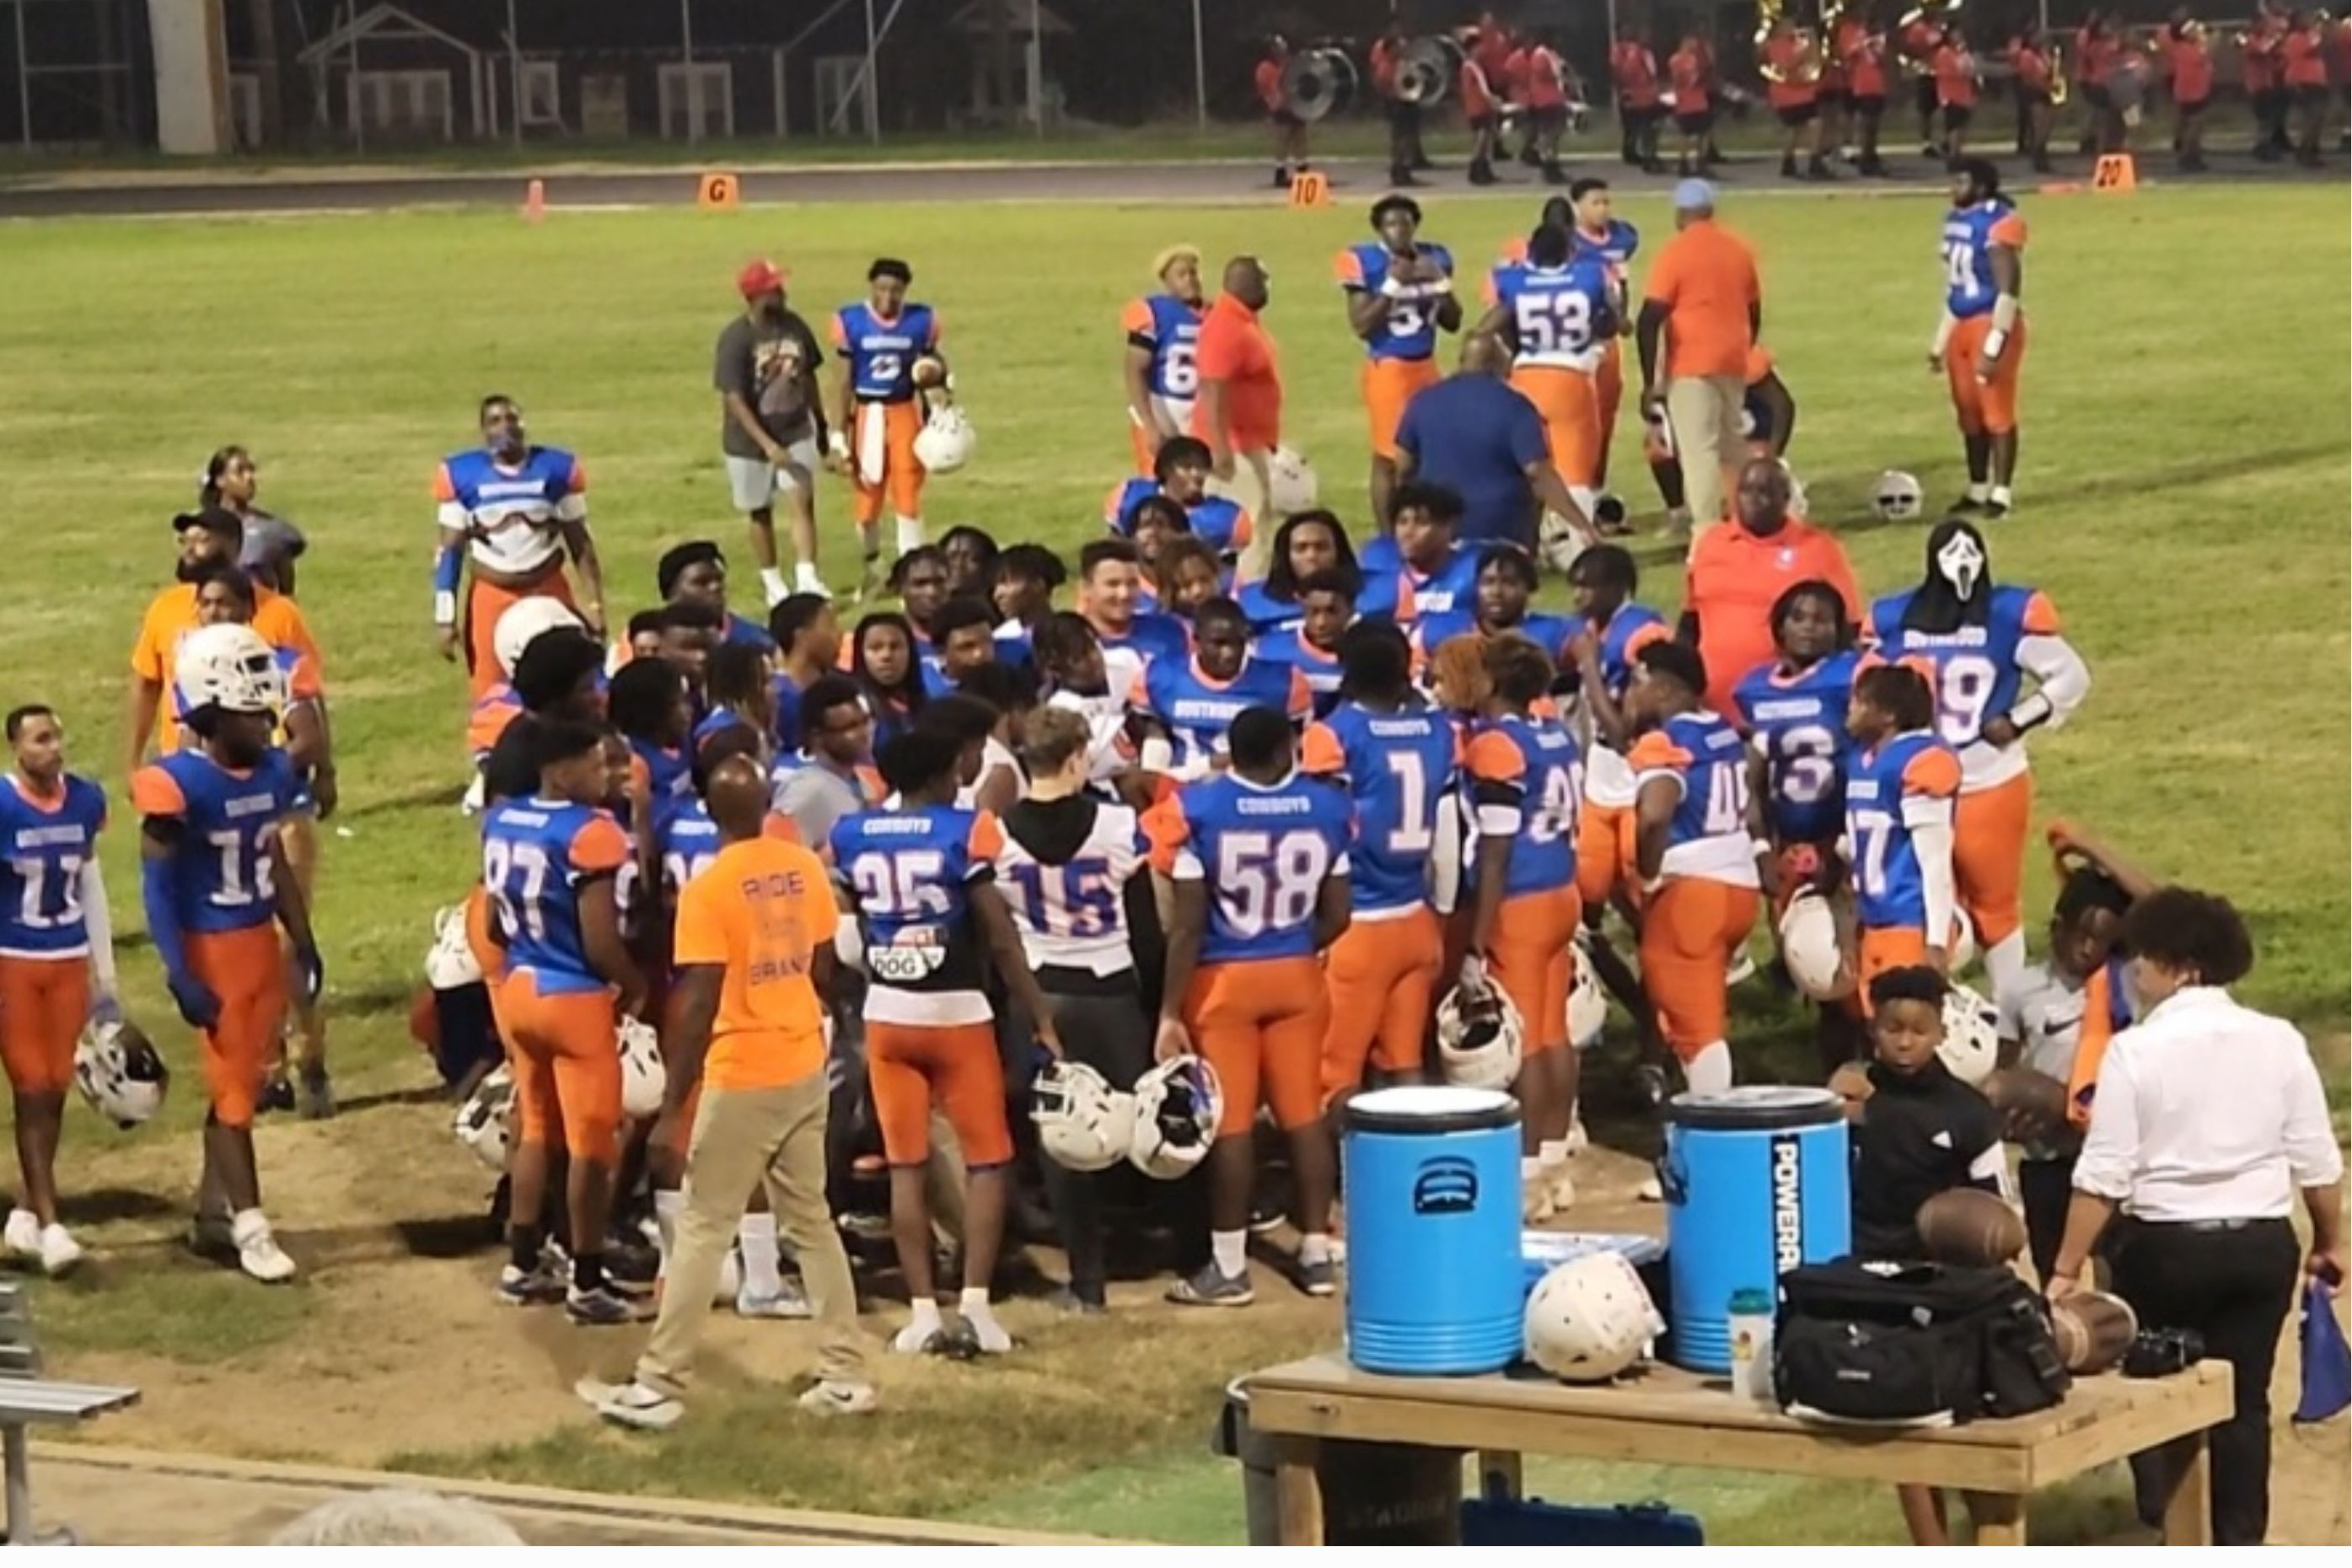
[2010,31,2057,172]
[1667,32,1712,175]
[1192,256,1283,561]
[1368,19,1424,188]
[1256,35,1308,190]
[2283,8,2332,164]
[1680,458,1861,717]
[1523,32,1575,183]
[1901,8,1946,155]
[2163,16,2215,172]
[2242,4,2289,158]
[1839,8,1892,175]
[1611,24,1666,171]
[1762,16,1828,180]
[1931,24,1979,162]
[1460,29,1502,185]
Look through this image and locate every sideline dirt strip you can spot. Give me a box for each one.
[34,1443,1120,1546]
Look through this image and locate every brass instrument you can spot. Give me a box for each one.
[2049,40,2070,104]
[1755,0,1826,84]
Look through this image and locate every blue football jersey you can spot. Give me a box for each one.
[132,749,299,937]
[1867,585,2059,759]
[1337,241,1458,362]
[830,803,1001,1022]
[1147,772,1352,964]
[1253,628,1347,718]
[1136,656,1312,774]
[481,796,631,994]
[1463,713,1581,899]
[1734,650,1860,846]
[0,774,107,959]
[1845,731,1963,931]
[1124,293,1203,400]
[1489,258,1617,371]
[1941,199,2026,321]
[1303,702,1457,916]
[832,300,940,403]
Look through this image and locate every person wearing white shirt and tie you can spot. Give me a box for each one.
[2049,887,2345,1547]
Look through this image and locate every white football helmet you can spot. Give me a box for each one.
[173,622,286,717]
[453,1064,515,1171]
[1783,464,1812,520]
[1538,507,1592,577]
[423,904,484,991]
[1030,1060,1136,1173]
[1938,982,2001,1087]
[912,404,975,475]
[1567,934,1608,1050]
[1947,910,1980,974]
[74,1018,169,1129]
[1778,889,1854,1001]
[1872,470,1925,521]
[1436,983,1523,1091]
[1127,1055,1222,1179]
[1524,1252,1666,1383]
[617,1017,667,1120]
[491,598,586,679]
[1265,445,1319,516]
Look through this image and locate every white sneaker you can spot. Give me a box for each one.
[231,1210,297,1283]
[36,1224,81,1278]
[737,1279,813,1319]
[795,567,832,600]
[1637,1175,1665,1203]
[577,1377,683,1431]
[797,1379,878,1417]
[1726,951,1757,988]
[1521,1177,1556,1225]
[2,1210,39,1261]
[1564,1114,1589,1157]
[891,1317,947,1354]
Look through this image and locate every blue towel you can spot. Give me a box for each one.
[2293,1279,2349,1425]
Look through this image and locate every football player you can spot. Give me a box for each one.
[1930,159,2027,517]
[1302,622,1457,1099]
[658,541,774,654]
[1338,196,1461,523]
[1105,437,1254,566]
[832,730,1062,1355]
[766,593,841,756]
[1077,540,1191,669]
[1121,246,1207,472]
[1737,581,1860,906]
[828,259,944,591]
[1131,599,1312,781]
[1625,640,1763,1098]
[1462,634,1587,1213]
[849,612,928,749]
[1148,707,1352,1306]
[1359,482,1479,630]
[1412,545,1578,669]
[432,396,607,701]
[1840,663,1963,1008]
[1564,546,1669,921]
[1867,520,2088,1009]
[0,706,114,1275]
[1253,571,1355,719]
[1238,512,1409,636]
[1565,180,1640,483]
[135,626,319,1283]
[1480,223,1620,515]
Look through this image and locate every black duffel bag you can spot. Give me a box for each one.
[1774,1259,2070,1425]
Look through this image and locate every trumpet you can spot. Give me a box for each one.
[1755,0,1827,83]
[2049,40,2070,103]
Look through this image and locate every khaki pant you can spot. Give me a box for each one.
[1212,447,1275,582]
[637,1075,867,1397]
[1664,373,1747,537]
[276,810,325,1073]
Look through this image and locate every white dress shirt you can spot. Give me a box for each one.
[2073,985,2344,1222]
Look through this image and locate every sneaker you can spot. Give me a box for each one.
[604,1240,659,1296]
[736,1279,814,1320]
[1166,1263,1254,1308]
[798,1379,878,1417]
[2,1210,38,1261]
[497,1262,566,1306]
[298,1066,336,1121]
[232,1212,297,1283]
[566,1286,648,1325]
[1049,1286,1108,1317]
[37,1225,82,1279]
[259,1073,296,1115]
[1565,1115,1589,1157]
[1522,1179,1556,1225]
[1295,1256,1338,1298]
[891,1318,948,1355]
[1246,1203,1286,1236]
[577,1377,683,1431]
[1637,1174,1665,1203]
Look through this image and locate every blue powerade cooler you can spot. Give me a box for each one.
[1660,1085,1850,1373]
[1343,1086,1522,1375]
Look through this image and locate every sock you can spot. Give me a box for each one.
[1966,481,1991,504]
[738,1212,783,1297]
[1538,1138,1570,1168]
[652,1189,683,1264]
[1988,484,2014,510]
[795,561,827,593]
[1211,1228,1247,1279]
[904,1297,943,1338]
[1522,1155,1544,1184]
[509,1222,544,1275]
[894,515,924,555]
[572,1250,607,1296]
[1298,1232,1332,1267]
[960,1287,1012,1352]
[760,566,789,607]
[1685,1040,1733,1094]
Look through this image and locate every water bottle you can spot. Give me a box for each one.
[1726,1287,1776,1409]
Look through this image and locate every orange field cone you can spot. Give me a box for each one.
[523,178,546,223]
[2091,153,2138,193]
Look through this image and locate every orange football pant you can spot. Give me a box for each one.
[1511,363,1606,488]
[1946,314,2027,437]
[1955,771,2032,948]
[1320,905,1442,1094]
[1184,957,1328,1137]
[867,1020,1011,1168]
[464,572,574,702]
[186,925,289,1129]
[497,973,622,1165]
[1639,878,1761,1061]
[1363,357,1442,461]
[849,399,925,525]
[1855,926,1930,1017]
[0,955,86,1095]
[1576,802,1638,909]
[1487,885,1584,1055]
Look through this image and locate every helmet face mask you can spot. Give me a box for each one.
[913,405,975,475]
[1127,1055,1222,1179]
[75,1018,169,1129]
[1030,1060,1136,1173]
[617,1017,667,1120]
[1437,984,1524,1090]
[1937,983,2000,1087]
[453,1064,516,1170]
[1524,1252,1664,1383]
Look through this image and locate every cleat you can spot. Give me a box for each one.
[891,1318,948,1355]
[233,1212,297,1283]
[1296,1256,1339,1298]
[565,1286,648,1325]
[497,1262,566,1306]
[1166,1263,1254,1308]
[3,1210,38,1262]
[736,1280,814,1320]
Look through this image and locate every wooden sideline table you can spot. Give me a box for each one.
[1240,1354,2234,1546]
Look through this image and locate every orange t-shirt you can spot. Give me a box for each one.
[2167,36,2213,101]
[1643,219,1760,381]
[1764,35,1818,108]
[1934,43,1979,107]
[1684,518,1862,715]
[670,835,835,1091]
[130,583,325,754]
[1191,296,1282,454]
[1255,58,1286,112]
[2283,27,2328,87]
[1612,42,1661,108]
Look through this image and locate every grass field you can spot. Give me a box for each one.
[1,180,2346,1543]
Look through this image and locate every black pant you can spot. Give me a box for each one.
[2110,1217,2300,1544]
[1034,974,1154,1298]
[2017,1155,2075,1286]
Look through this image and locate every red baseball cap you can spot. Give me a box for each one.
[737,259,787,299]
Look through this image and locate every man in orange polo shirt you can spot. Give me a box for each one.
[1635,180,1760,539]
[580,756,871,1430]
[1681,457,1862,717]
[127,507,324,779]
[1194,255,1283,570]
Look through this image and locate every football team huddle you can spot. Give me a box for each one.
[8,164,2106,1432]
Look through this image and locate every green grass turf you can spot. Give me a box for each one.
[1,182,2344,1539]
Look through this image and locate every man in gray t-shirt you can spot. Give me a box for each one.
[771,674,878,850]
[716,258,830,608]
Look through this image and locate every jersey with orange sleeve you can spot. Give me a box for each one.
[829,802,1002,1026]
[1463,713,1582,897]
[1121,293,1203,403]
[1628,712,1759,886]
[0,775,107,960]
[832,303,940,404]
[1843,729,1961,931]
[1133,655,1312,776]
[1300,701,1457,918]
[479,795,629,992]
[1144,772,1351,965]
[1941,199,2026,321]
[1335,243,1458,364]
[1734,649,1860,846]
[1866,584,2086,791]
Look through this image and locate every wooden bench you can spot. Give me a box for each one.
[1240,1352,2235,1546]
[0,1282,138,1544]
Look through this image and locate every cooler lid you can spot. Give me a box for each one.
[1663,1083,1845,1130]
[1345,1084,1519,1135]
